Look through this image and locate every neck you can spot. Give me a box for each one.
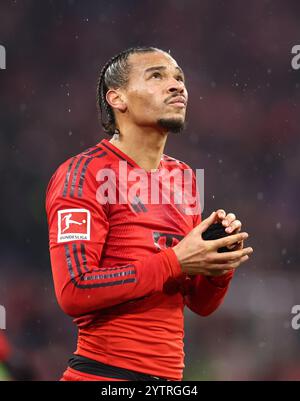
[109,124,168,171]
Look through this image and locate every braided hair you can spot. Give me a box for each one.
[96,46,165,136]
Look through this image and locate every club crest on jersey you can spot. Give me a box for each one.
[153,232,184,250]
[57,209,91,243]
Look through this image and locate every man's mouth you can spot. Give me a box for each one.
[167,96,187,108]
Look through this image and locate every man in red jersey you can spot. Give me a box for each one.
[46,47,253,381]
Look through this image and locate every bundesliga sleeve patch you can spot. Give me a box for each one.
[57,209,91,243]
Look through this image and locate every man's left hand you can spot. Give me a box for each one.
[215,209,243,250]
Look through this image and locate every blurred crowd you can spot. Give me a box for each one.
[0,0,299,380]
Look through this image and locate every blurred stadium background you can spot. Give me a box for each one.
[0,0,300,380]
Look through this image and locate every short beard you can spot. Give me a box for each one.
[157,118,185,134]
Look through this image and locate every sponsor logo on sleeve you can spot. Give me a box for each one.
[58,209,91,242]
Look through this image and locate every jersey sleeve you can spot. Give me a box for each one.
[183,271,234,316]
[46,157,182,318]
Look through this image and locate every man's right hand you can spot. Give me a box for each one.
[172,211,253,277]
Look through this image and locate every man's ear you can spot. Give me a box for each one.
[106,89,127,113]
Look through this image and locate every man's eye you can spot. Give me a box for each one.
[151,72,162,79]
[177,75,184,82]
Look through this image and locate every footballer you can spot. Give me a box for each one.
[46,47,253,381]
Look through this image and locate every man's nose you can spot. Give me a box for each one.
[167,79,185,94]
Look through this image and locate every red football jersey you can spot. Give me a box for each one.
[46,138,233,380]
